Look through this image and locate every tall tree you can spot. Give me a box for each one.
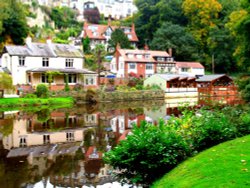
[150,22,197,61]
[0,0,29,47]
[108,28,131,52]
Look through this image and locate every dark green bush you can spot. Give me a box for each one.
[36,84,49,98]
[103,120,191,185]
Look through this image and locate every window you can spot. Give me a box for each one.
[129,63,136,69]
[68,74,77,83]
[19,56,25,66]
[127,34,132,39]
[42,58,49,67]
[66,59,74,67]
[145,54,150,59]
[19,137,27,147]
[41,74,52,83]
[85,77,95,85]
[157,57,165,62]
[66,132,74,141]
[146,63,153,70]
[120,62,124,69]
[43,135,50,144]
[136,54,142,59]
[127,53,133,58]
[181,68,189,72]
[167,57,173,62]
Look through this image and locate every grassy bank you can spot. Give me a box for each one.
[152,135,250,188]
[0,97,74,109]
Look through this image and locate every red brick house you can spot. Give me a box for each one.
[110,48,175,78]
[82,21,139,50]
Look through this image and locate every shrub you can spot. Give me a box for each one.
[36,84,49,98]
[24,93,37,98]
[103,120,191,185]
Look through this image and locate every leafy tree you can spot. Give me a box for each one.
[50,7,78,29]
[36,84,49,98]
[0,0,29,46]
[0,73,14,95]
[150,22,198,61]
[108,28,131,52]
[83,36,91,54]
[226,0,250,71]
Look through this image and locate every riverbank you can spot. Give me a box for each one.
[0,97,74,108]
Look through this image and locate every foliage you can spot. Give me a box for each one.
[0,0,29,47]
[152,135,250,188]
[103,120,191,185]
[236,74,250,102]
[37,108,51,123]
[85,44,106,71]
[83,36,91,54]
[50,6,78,29]
[104,105,250,185]
[36,84,49,98]
[0,73,14,92]
[23,93,37,98]
[150,22,197,61]
[108,28,131,52]
[64,74,70,92]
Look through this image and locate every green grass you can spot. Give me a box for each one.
[0,97,74,109]
[152,135,250,188]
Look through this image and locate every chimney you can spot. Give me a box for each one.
[168,48,172,57]
[116,43,121,50]
[25,36,32,47]
[46,36,52,45]
[144,44,149,51]
[131,23,135,33]
[108,16,111,26]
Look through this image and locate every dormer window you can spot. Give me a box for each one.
[127,53,133,58]
[167,57,173,62]
[136,54,142,59]
[145,54,150,59]
[127,34,132,39]
[157,57,165,62]
[66,59,74,67]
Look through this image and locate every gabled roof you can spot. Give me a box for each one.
[83,22,139,42]
[175,62,204,69]
[4,42,83,58]
[117,49,170,63]
[196,74,231,82]
[156,74,195,81]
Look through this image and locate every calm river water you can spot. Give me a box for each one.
[0,97,236,188]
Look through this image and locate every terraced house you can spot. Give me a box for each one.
[1,37,97,91]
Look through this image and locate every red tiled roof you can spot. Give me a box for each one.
[117,49,170,63]
[83,23,139,42]
[175,62,204,69]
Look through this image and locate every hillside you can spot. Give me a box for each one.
[152,135,250,188]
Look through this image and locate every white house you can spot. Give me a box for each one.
[175,62,205,77]
[1,37,98,91]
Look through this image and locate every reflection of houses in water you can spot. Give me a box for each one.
[2,111,101,150]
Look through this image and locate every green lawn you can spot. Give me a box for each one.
[0,97,74,108]
[152,135,250,188]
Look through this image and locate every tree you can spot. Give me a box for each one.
[0,0,29,47]
[108,28,131,52]
[150,22,198,61]
[83,36,91,54]
[0,73,14,95]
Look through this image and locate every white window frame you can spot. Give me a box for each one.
[19,56,25,66]
[146,63,153,70]
[129,63,136,69]
[66,59,74,67]
[42,57,49,67]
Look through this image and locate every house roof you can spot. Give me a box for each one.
[83,22,139,42]
[196,74,230,82]
[175,62,204,69]
[4,42,83,58]
[156,74,196,81]
[117,49,170,63]
[27,67,97,74]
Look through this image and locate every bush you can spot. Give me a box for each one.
[103,120,191,185]
[24,93,37,98]
[36,84,49,98]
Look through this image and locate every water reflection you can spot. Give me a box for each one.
[0,97,241,187]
